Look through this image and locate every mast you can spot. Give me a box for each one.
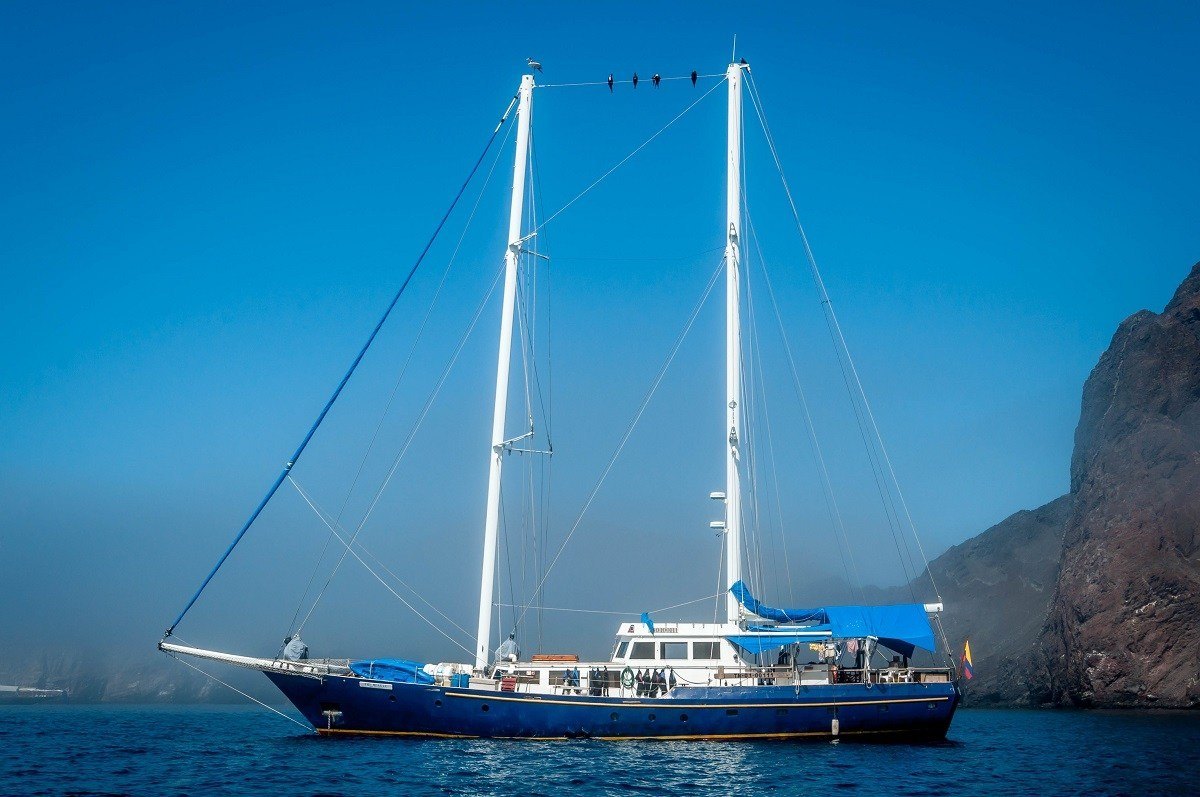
[724,62,745,625]
[475,74,535,670]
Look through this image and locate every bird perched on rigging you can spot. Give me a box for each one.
[652,73,661,88]
[527,57,543,73]
[632,72,639,88]
[739,57,748,66]
[691,70,698,86]
[607,73,614,93]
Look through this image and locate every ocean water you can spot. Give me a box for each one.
[1,705,1196,796]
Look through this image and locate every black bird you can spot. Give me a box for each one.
[652,73,660,88]
[527,57,543,73]
[607,73,614,93]
[632,72,639,88]
[691,70,698,86]
[739,57,748,66]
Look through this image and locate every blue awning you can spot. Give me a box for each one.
[729,581,936,656]
[726,630,831,656]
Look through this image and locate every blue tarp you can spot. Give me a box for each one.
[729,581,936,656]
[349,658,435,684]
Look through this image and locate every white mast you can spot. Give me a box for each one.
[724,62,745,625]
[475,74,535,670]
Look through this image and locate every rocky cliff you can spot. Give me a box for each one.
[918,496,1071,705]
[1034,263,1200,708]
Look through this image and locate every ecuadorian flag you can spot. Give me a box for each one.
[962,640,975,680]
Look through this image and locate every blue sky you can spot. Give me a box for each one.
[1,1,1197,663]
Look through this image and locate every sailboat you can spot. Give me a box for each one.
[159,59,961,740]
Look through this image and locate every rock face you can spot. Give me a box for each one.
[919,496,1071,705]
[1034,263,1200,708]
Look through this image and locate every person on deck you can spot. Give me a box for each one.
[602,666,611,696]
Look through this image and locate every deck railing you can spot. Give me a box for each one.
[476,663,955,697]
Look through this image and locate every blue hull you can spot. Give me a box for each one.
[265,671,959,741]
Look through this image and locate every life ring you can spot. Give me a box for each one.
[621,666,635,689]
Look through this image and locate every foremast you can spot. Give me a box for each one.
[475,74,535,671]
[724,61,747,625]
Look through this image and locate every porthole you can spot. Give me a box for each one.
[481,704,490,712]
[648,714,656,722]
[434,699,442,708]
[389,695,396,703]
[680,713,689,723]
[610,712,619,722]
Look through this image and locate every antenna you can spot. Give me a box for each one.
[731,34,738,63]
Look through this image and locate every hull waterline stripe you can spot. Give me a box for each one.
[314,727,945,741]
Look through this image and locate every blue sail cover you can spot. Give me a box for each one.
[729,581,936,656]
[349,659,436,684]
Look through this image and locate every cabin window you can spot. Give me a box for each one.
[661,642,687,660]
[548,670,569,686]
[614,640,630,659]
[629,641,656,659]
[692,642,720,660]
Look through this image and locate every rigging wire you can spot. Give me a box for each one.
[530,126,551,648]
[288,477,476,659]
[531,78,726,234]
[294,257,508,634]
[495,592,724,618]
[745,248,796,602]
[742,254,786,601]
[284,113,518,642]
[513,256,728,632]
[534,73,726,89]
[165,652,314,733]
[747,210,865,603]
[744,72,937,601]
[164,93,520,637]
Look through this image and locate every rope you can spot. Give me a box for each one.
[532,78,726,234]
[745,72,935,601]
[513,256,727,632]
[288,477,476,660]
[294,258,508,633]
[165,652,314,733]
[747,211,864,602]
[495,593,722,618]
[535,73,725,89]
[743,259,795,603]
[285,112,518,642]
[165,92,520,636]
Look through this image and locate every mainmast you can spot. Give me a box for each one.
[724,62,746,625]
[475,74,535,670]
